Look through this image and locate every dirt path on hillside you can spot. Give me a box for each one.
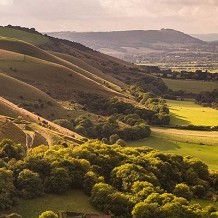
[25,133,35,148]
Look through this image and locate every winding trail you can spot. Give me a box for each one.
[25,133,35,148]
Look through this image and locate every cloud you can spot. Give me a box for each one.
[0,0,13,6]
[0,0,217,33]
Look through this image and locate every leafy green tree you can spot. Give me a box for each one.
[161,202,185,218]
[184,156,209,181]
[0,168,15,210]
[90,182,115,211]
[83,171,103,195]
[109,134,120,144]
[24,156,50,180]
[173,183,193,201]
[0,139,26,160]
[38,211,58,218]
[51,158,90,188]
[132,181,157,202]
[111,163,157,191]
[106,192,134,218]
[44,167,71,194]
[17,169,44,199]
[132,202,161,218]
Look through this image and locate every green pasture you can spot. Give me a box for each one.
[166,100,218,126]
[8,189,101,218]
[163,78,217,93]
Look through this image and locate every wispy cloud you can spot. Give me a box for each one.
[0,0,217,33]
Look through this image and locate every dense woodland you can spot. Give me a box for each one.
[53,92,169,143]
[0,139,218,217]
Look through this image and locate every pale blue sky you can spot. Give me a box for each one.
[0,0,217,33]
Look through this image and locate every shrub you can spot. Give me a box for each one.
[17,169,44,199]
[173,183,193,201]
[39,211,58,218]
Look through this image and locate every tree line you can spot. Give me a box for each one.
[1,139,218,217]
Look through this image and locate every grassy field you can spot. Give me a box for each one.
[167,100,218,126]
[7,189,101,218]
[163,78,218,93]
[0,27,49,45]
[0,38,123,97]
[51,51,126,89]
[128,128,218,170]
[0,38,124,95]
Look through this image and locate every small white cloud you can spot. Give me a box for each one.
[0,0,13,6]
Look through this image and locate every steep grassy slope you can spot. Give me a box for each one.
[0,48,118,101]
[0,73,57,104]
[50,51,126,88]
[0,116,26,145]
[0,26,169,95]
[0,37,125,93]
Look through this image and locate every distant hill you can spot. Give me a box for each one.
[191,33,218,42]
[48,29,203,50]
[47,29,210,65]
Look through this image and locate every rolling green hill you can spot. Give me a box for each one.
[0,48,118,101]
[0,37,125,94]
[0,26,49,45]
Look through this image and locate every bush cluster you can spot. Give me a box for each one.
[1,139,218,217]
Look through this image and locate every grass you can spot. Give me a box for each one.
[0,48,114,100]
[0,38,123,97]
[7,189,101,218]
[0,37,125,96]
[0,27,49,45]
[51,51,126,89]
[163,78,218,93]
[0,73,57,105]
[128,129,218,170]
[191,199,218,208]
[167,100,218,126]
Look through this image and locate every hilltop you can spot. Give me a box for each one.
[48,29,203,49]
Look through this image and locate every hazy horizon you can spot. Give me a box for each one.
[0,0,218,34]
